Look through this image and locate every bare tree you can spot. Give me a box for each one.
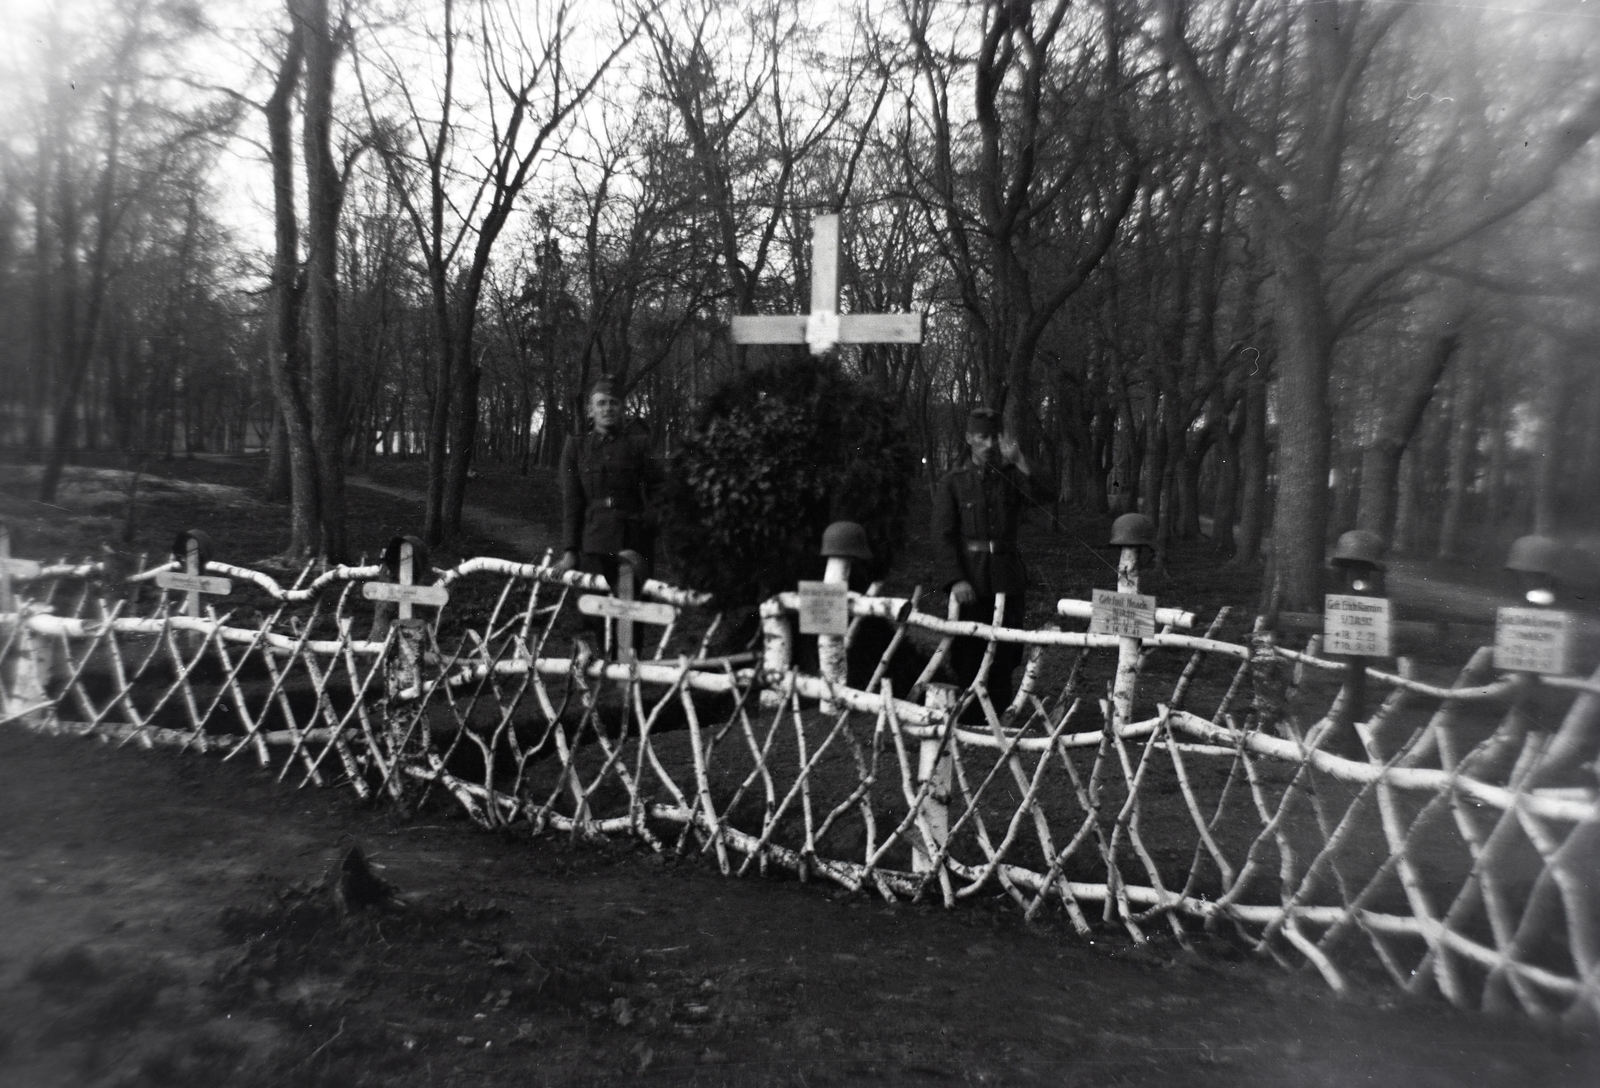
[359,0,647,544]
[1155,0,1600,607]
[262,17,321,557]
[894,0,1139,451]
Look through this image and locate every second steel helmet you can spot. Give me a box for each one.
[819,521,873,561]
[1108,513,1155,548]
[1505,534,1564,577]
[171,528,215,568]
[382,535,430,580]
[1330,529,1386,569]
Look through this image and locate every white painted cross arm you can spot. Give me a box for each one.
[728,213,925,356]
[729,312,925,351]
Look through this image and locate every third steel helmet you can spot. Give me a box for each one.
[1505,534,1564,577]
[1108,513,1155,548]
[1330,529,1386,570]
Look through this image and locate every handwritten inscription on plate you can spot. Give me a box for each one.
[362,581,450,608]
[797,580,850,637]
[1494,607,1571,675]
[1323,594,1392,657]
[1089,588,1157,639]
[577,594,677,626]
[154,571,233,597]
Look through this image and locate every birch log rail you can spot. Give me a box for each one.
[1,541,1596,1030]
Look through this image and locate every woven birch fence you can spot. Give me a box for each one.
[1,534,1597,1031]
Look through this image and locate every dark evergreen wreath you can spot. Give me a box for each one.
[663,356,915,608]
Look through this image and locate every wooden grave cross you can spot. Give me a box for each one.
[0,521,43,617]
[577,557,676,664]
[729,213,924,355]
[154,531,233,620]
[0,519,49,721]
[363,538,449,619]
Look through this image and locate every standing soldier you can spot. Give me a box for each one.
[933,408,1051,721]
[556,377,660,588]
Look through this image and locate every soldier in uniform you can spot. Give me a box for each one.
[556,377,660,589]
[933,408,1051,721]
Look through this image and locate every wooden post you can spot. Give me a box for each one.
[365,536,448,699]
[914,683,958,873]
[154,531,229,655]
[818,554,851,712]
[183,536,202,619]
[392,539,421,694]
[1110,545,1142,732]
[1325,559,1388,757]
[760,599,793,709]
[396,539,416,621]
[0,522,48,725]
[616,556,637,664]
[1,521,14,617]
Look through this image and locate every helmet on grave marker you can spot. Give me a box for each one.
[819,521,873,561]
[382,535,430,581]
[1505,534,1564,577]
[171,529,215,568]
[1108,513,1155,548]
[1330,530,1386,570]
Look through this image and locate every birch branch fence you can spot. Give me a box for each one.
[1,535,1596,1031]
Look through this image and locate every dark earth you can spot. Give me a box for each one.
[4,727,1598,1088]
[1,453,1597,1086]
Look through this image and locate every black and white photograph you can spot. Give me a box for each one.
[1,0,1598,1084]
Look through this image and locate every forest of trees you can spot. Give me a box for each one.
[2,0,1598,609]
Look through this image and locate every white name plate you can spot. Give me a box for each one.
[1494,607,1571,675]
[796,580,850,636]
[577,594,677,626]
[155,571,233,596]
[0,557,43,579]
[1090,588,1157,638]
[1323,594,1392,657]
[363,581,450,607]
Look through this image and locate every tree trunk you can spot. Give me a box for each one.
[1211,417,1238,557]
[41,77,122,503]
[1355,328,1460,547]
[1141,397,1167,522]
[1175,417,1203,541]
[264,408,290,501]
[1331,445,1361,538]
[296,0,347,562]
[1533,361,1570,537]
[442,351,481,536]
[263,16,317,557]
[1269,243,1336,608]
[1234,366,1269,565]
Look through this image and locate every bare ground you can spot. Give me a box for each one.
[1,725,1596,1088]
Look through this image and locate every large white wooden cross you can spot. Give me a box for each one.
[730,213,924,355]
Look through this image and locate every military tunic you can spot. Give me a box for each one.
[932,458,1050,720]
[560,429,660,571]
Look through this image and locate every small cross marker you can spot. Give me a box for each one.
[363,537,448,619]
[154,530,232,616]
[729,213,924,355]
[0,522,42,616]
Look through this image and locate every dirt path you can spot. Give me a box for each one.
[2,727,1596,1087]
[346,476,560,563]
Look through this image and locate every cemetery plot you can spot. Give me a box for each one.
[1,546,1597,1031]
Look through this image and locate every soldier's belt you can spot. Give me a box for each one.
[965,540,1014,554]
